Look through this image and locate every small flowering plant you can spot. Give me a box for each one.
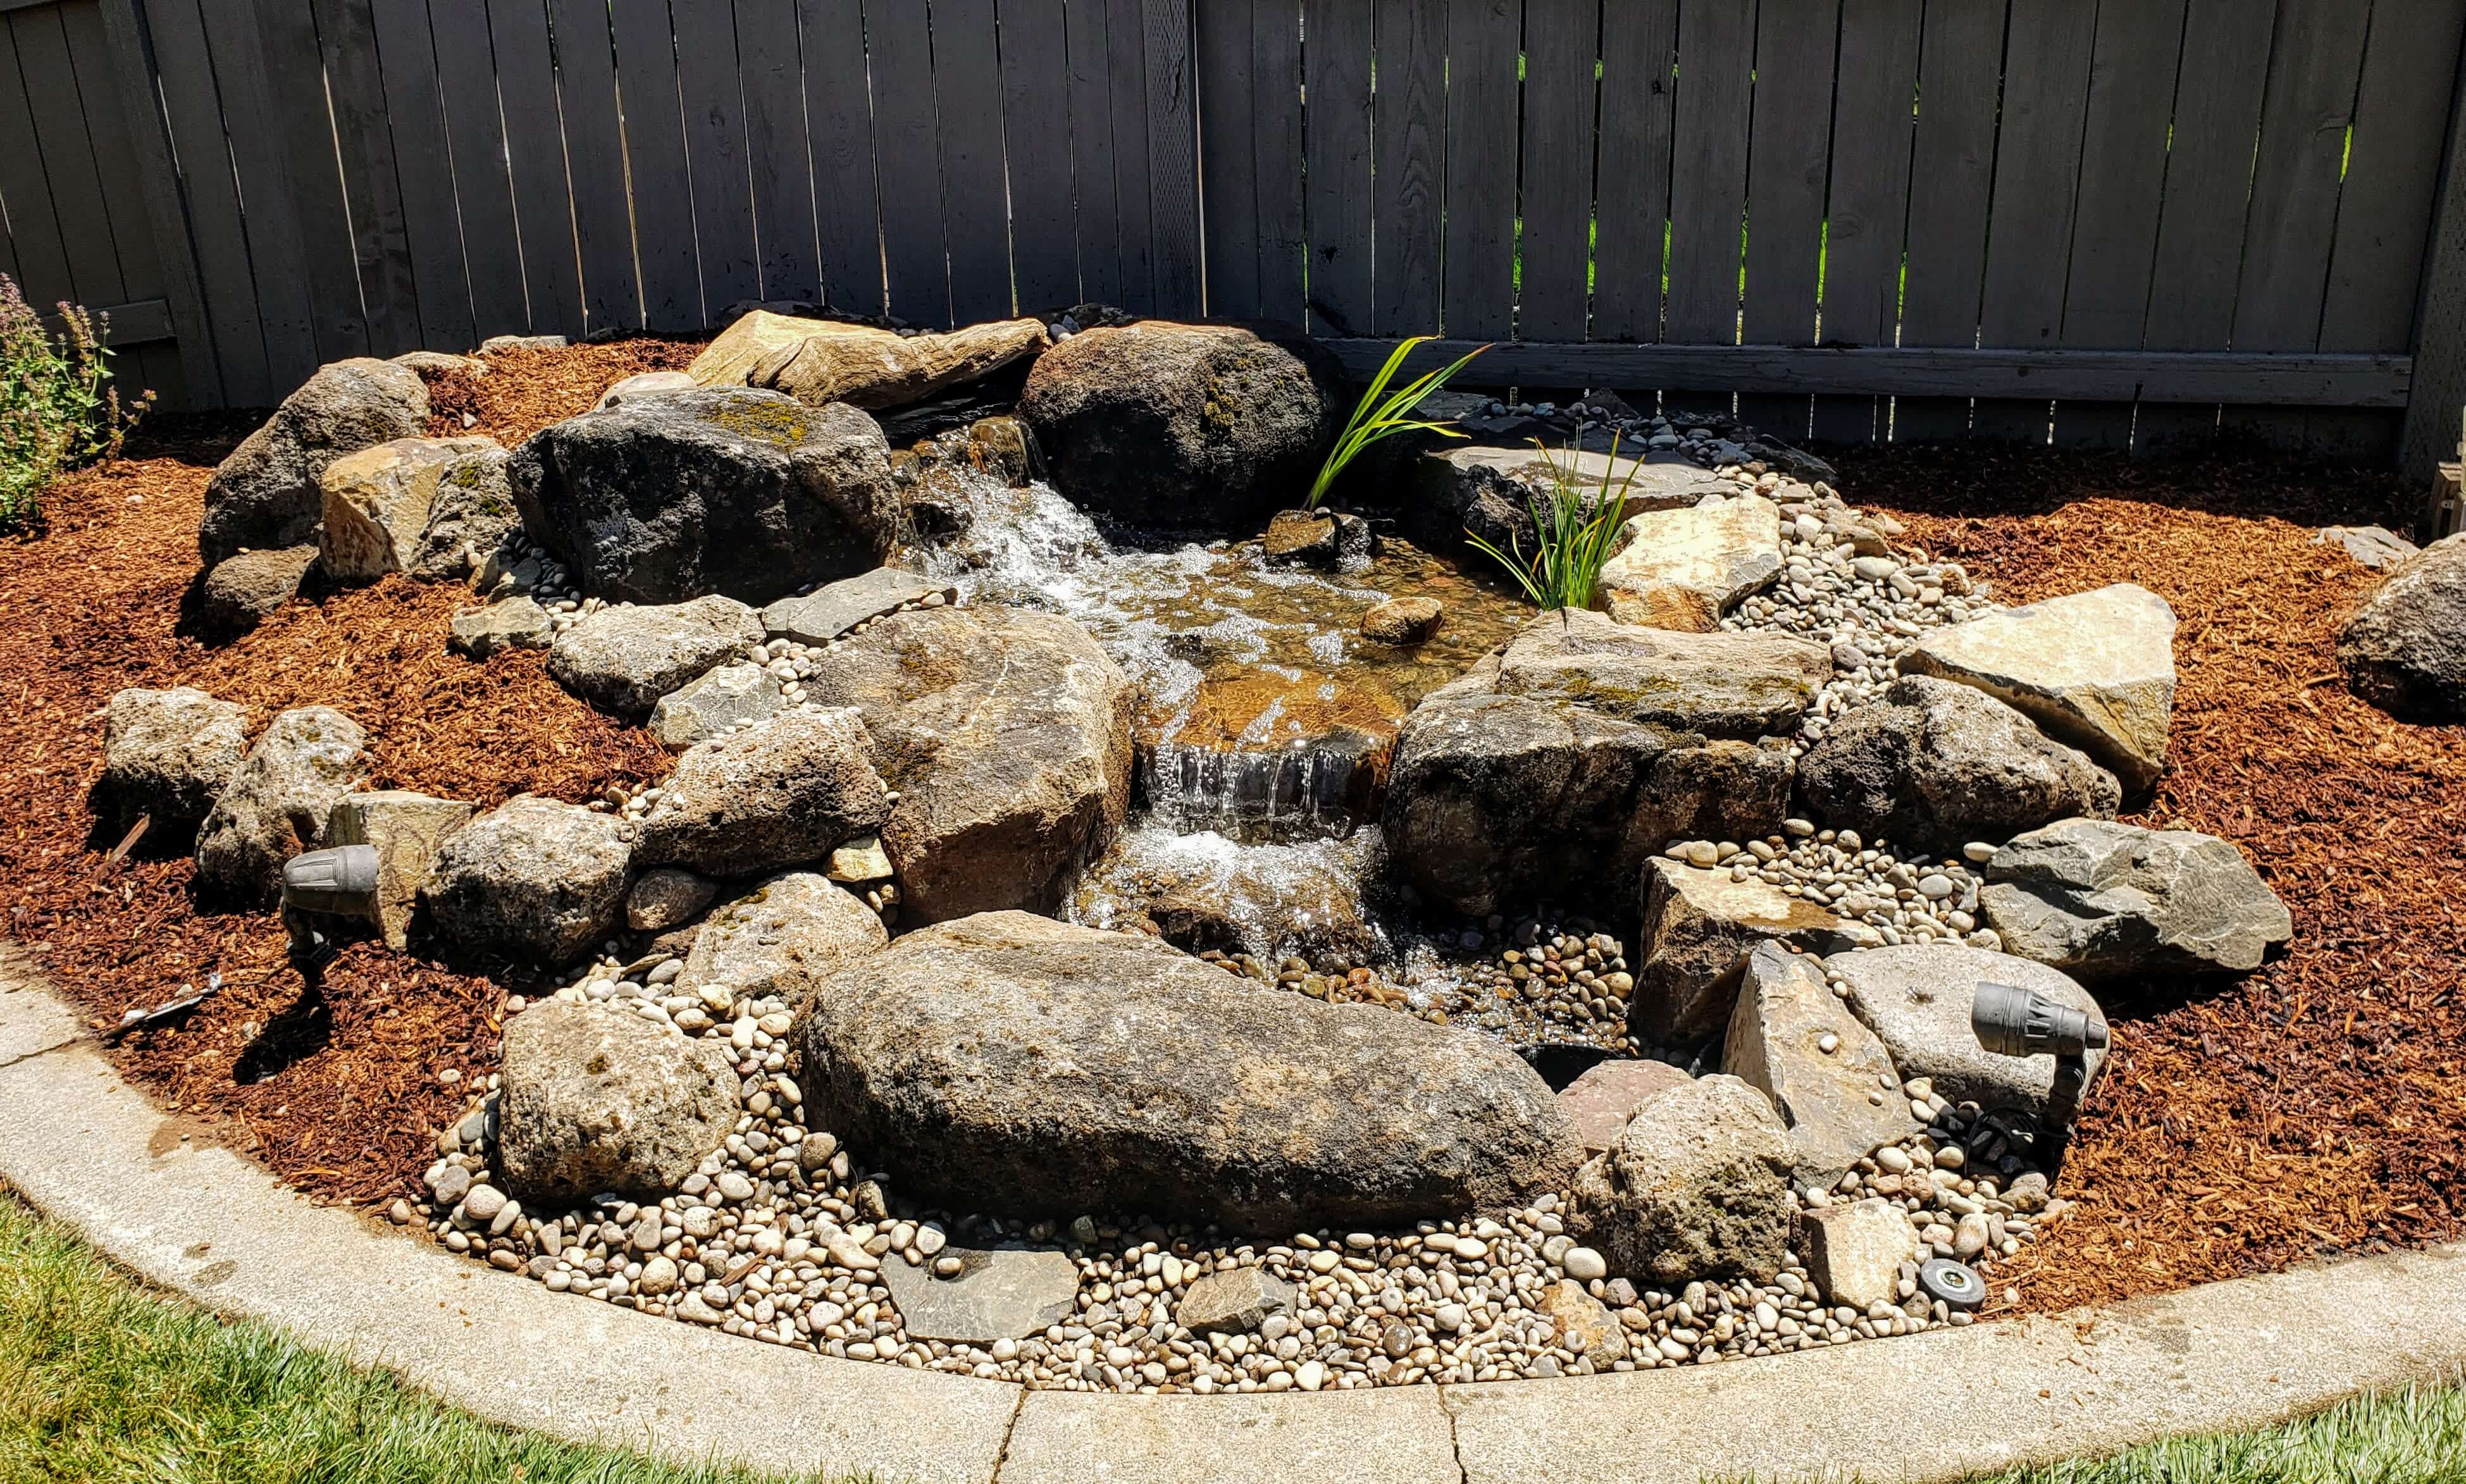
[0,273,152,529]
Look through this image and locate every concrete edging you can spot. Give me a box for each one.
[3,963,2460,1483]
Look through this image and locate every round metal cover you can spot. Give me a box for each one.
[1918,1257,1985,1309]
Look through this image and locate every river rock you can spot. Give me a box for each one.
[1826,946,2107,1127]
[1635,863,1852,1045]
[881,1246,1082,1343]
[316,436,502,583]
[509,388,897,605]
[1596,494,1783,631]
[199,357,430,565]
[99,687,250,829]
[497,1001,739,1201]
[2315,524,2417,572]
[1542,1279,1629,1366]
[1568,1072,1794,1286]
[1902,583,2176,795]
[1720,943,1916,1185]
[1981,818,2293,979]
[1557,1058,1694,1154]
[797,912,1582,1230]
[799,607,1132,924]
[319,791,474,950]
[1493,607,1830,739]
[648,662,783,750]
[424,795,633,965]
[2338,531,2466,720]
[192,707,366,900]
[546,596,765,716]
[1801,1197,1918,1310]
[679,872,888,1010]
[448,597,553,658]
[633,707,889,879]
[1015,321,1339,529]
[760,567,955,645]
[1361,596,1444,645]
[1175,1267,1298,1335]
[200,545,319,634]
[1796,675,2121,853]
[1408,445,1721,559]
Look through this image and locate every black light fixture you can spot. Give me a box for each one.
[1970,980,2108,1177]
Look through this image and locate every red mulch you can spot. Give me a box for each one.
[419,338,701,446]
[1835,443,2465,1313]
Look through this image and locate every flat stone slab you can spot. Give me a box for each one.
[880,1246,1081,1342]
[761,567,956,645]
[1597,494,1783,631]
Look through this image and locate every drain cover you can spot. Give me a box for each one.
[1918,1257,1986,1309]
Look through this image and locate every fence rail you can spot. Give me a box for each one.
[4,0,2465,473]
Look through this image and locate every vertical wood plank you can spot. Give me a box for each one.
[1370,0,1444,335]
[309,0,422,354]
[1197,0,1258,318]
[1103,0,1157,310]
[1739,0,1840,440]
[428,0,530,338]
[61,4,162,304]
[1252,0,1307,328]
[1664,0,1752,349]
[1003,0,1082,312]
[2234,0,2370,352]
[1811,0,1920,443]
[2321,3,2466,353]
[196,0,320,388]
[2400,16,2466,478]
[547,0,639,330]
[490,0,586,337]
[798,0,882,316]
[1590,0,1675,345]
[244,0,371,362]
[735,0,820,306]
[1969,0,2093,442]
[7,9,118,307]
[96,0,223,404]
[1143,0,1203,316]
[865,0,946,324]
[937,0,1014,325]
[1894,0,2005,440]
[612,0,704,330]
[144,0,275,401]
[672,0,761,318]
[1442,0,1518,341]
[2050,0,2184,448]
[0,17,73,316]
[1303,0,1372,334]
[1070,0,1124,306]
[1516,0,1598,345]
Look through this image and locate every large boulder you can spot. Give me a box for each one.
[1902,583,2176,795]
[1981,819,2293,979]
[1796,675,2120,853]
[1826,946,2106,1128]
[192,707,366,900]
[199,358,430,565]
[1492,608,1831,739]
[546,596,765,717]
[408,442,519,579]
[678,872,888,1010]
[1557,1058,1695,1155]
[509,388,897,605]
[319,790,473,951]
[1568,1073,1795,1286]
[799,606,1133,924]
[691,311,1050,410]
[1408,446,1721,559]
[633,707,889,879]
[1595,494,1783,631]
[497,1001,739,1201]
[423,795,633,965]
[1633,863,1851,1046]
[316,436,502,584]
[1720,943,1918,1185]
[98,687,250,829]
[1014,322,1339,529]
[2339,532,2466,720]
[199,545,319,634]
[797,913,1582,1230]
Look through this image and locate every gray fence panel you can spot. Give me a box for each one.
[1517,0,1599,346]
[798,0,882,317]
[1369,0,1444,336]
[1590,0,1675,347]
[1301,0,1371,336]
[1739,0,1840,440]
[1810,0,1920,443]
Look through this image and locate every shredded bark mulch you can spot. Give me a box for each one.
[3,351,2459,1323]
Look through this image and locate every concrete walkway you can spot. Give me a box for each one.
[4,965,2460,1483]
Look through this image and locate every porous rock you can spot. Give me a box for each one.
[1796,675,2121,853]
[319,790,473,950]
[1981,818,2293,979]
[1556,1058,1694,1155]
[679,872,888,1009]
[193,707,366,900]
[200,545,319,634]
[546,595,765,716]
[1826,945,2107,1128]
[1595,494,1783,631]
[1720,943,1917,1185]
[1802,1198,1918,1311]
[200,357,430,565]
[797,912,1581,1230]
[633,707,890,879]
[510,388,896,605]
[760,567,955,645]
[316,436,502,583]
[648,662,784,750]
[1568,1072,1795,1287]
[1542,1279,1630,1366]
[626,867,719,933]
[2338,532,2466,721]
[448,597,553,658]
[497,1000,739,1201]
[99,686,250,828]
[1491,607,1830,739]
[1635,862,1851,1045]
[423,795,633,965]
[1175,1267,1298,1335]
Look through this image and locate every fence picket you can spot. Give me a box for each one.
[1001,0,1081,314]
[1739,0,1840,441]
[1811,0,1921,443]
[548,0,638,331]
[1252,0,1306,328]
[6,8,116,310]
[1895,0,2007,440]
[197,0,321,389]
[240,0,371,362]
[312,0,423,354]
[1197,0,1258,318]
[489,0,585,337]
[1663,0,1754,413]
[865,0,947,325]
[1069,0,1124,307]
[146,0,276,402]
[1442,0,1518,342]
[672,0,761,318]
[1303,0,1372,335]
[937,0,1014,325]
[427,0,530,340]
[798,0,883,317]
[1370,0,1445,336]
[1517,0,1599,347]
[610,0,703,330]
[1102,0,1155,310]
[1590,0,1675,348]
[1969,0,2095,442]
[733,0,821,306]
[1141,0,1201,317]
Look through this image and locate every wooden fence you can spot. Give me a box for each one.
[7,0,2466,473]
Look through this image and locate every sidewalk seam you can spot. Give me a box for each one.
[988,1386,1029,1484]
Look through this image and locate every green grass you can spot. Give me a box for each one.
[0,1189,836,1484]
[1,1185,2460,1483]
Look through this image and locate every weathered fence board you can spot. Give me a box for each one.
[610,0,702,330]
[1197,0,1259,320]
[1003,0,1081,313]
[1516,0,1597,346]
[1590,0,1677,347]
[1250,0,1307,329]
[1369,0,1444,336]
[936,0,1013,326]
[1302,0,1372,336]
[1895,0,2009,440]
[672,0,762,317]
[1738,0,1840,439]
[800,0,883,316]
[1810,0,1921,443]
[1441,0,1517,342]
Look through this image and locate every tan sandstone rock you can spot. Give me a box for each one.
[318,436,502,583]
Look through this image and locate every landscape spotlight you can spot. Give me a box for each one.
[1971,981,2110,1060]
[281,844,380,918]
